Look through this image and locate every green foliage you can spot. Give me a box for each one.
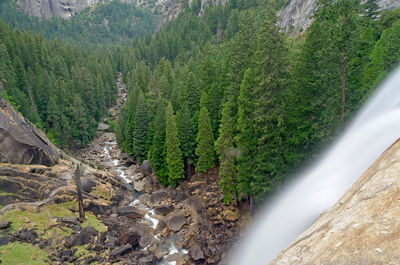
[0,243,49,264]
[195,106,215,174]
[0,20,117,149]
[165,102,185,187]
[151,103,169,186]
[0,0,159,45]
[215,102,236,203]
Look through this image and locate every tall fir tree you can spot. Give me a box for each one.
[235,69,257,204]
[195,106,215,174]
[177,102,197,177]
[215,102,236,203]
[132,91,149,164]
[151,103,169,186]
[165,102,184,187]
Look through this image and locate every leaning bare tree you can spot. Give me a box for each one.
[75,164,85,220]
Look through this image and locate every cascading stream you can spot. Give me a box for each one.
[102,139,187,265]
[230,68,400,265]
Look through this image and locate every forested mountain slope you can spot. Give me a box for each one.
[0,20,117,148]
[114,0,400,207]
[0,0,159,44]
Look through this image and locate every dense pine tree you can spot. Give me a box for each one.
[195,106,216,175]
[215,102,236,203]
[165,102,184,187]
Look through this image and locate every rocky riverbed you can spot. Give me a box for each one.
[0,75,245,264]
[71,75,246,264]
[74,116,245,264]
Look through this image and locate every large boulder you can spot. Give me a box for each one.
[117,206,146,219]
[166,212,186,232]
[140,160,152,176]
[0,98,58,166]
[65,226,98,247]
[150,190,169,205]
[190,245,205,261]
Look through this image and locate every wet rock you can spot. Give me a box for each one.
[85,201,107,215]
[139,234,156,249]
[139,254,154,264]
[164,253,186,265]
[140,160,152,176]
[150,190,168,205]
[139,193,151,205]
[112,189,126,204]
[124,157,135,167]
[154,205,175,216]
[0,220,11,229]
[190,245,205,261]
[65,226,98,247]
[134,179,149,193]
[0,97,58,166]
[0,236,9,246]
[120,153,130,160]
[118,226,142,248]
[117,206,146,219]
[81,177,96,193]
[166,212,186,232]
[101,161,115,169]
[154,220,167,235]
[111,244,132,257]
[13,228,38,244]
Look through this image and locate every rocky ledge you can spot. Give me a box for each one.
[0,97,58,166]
[272,139,400,264]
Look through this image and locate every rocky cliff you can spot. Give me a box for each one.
[16,0,101,19]
[272,138,400,264]
[278,0,400,33]
[0,96,58,166]
[15,0,227,20]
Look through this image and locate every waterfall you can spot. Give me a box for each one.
[230,68,400,265]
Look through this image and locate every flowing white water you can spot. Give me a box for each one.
[102,139,187,264]
[231,68,400,265]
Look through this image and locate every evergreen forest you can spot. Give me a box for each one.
[1,0,400,207]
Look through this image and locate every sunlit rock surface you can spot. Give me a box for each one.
[272,139,400,265]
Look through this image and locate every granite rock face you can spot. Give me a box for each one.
[272,139,400,264]
[16,0,100,19]
[0,97,58,166]
[278,0,400,33]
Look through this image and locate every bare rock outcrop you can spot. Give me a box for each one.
[272,139,400,264]
[0,97,58,166]
[278,0,400,33]
[16,0,100,19]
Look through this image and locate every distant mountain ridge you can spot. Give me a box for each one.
[15,0,227,20]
